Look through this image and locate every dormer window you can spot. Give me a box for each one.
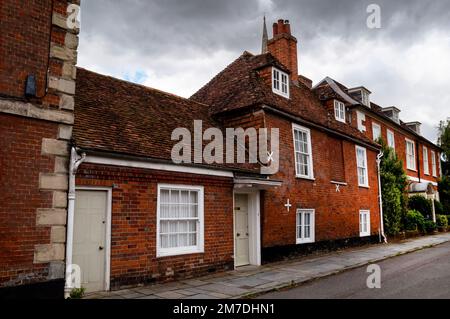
[361,90,370,107]
[348,87,371,108]
[272,67,289,98]
[333,100,346,123]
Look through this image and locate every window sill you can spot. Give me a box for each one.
[157,247,204,258]
[296,176,315,181]
[358,185,370,189]
[407,168,417,172]
[297,239,315,245]
[360,233,371,238]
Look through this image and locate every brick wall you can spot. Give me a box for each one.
[0,0,80,290]
[261,112,381,247]
[76,163,234,288]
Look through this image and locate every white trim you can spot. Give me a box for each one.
[355,145,369,188]
[405,138,416,171]
[359,210,371,237]
[84,155,234,178]
[333,100,346,123]
[292,123,314,179]
[296,209,315,244]
[387,129,395,150]
[372,122,381,141]
[423,146,430,175]
[233,189,261,268]
[74,186,113,292]
[407,176,438,186]
[156,184,204,258]
[272,67,290,99]
[356,110,366,132]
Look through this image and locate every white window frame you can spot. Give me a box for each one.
[405,138,416,171]
[156,184,204,258]
[355,146,369,188]
[272,67,289,99]
[387,129,395,149]
[292,124,314,180]
[296,209,315,244]
[423,146,429,175]
[431,150,437,177]
[333,100,346,123]
[359,210,371,237]
[356,110,366,132]
[372,122,381,141]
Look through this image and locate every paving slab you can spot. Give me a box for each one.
[86,233,450,299]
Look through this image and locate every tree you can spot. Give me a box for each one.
[378,138,409,235]
[438,119,450,168]
[438,176,450,214]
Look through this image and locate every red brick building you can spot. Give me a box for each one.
[0,5,442,298]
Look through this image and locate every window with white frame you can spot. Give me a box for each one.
[296,209,315,244]
[157,185,204,257]
[356,110,366,132]
[387,129,395,149]
[361,91,370,107]
[356,146,369,187]
[406,139,416,171]
[431,150,437,177]
[372,122,381,141]
[423,146,429,175]
[334,100,346,123]
[293,124,314,179]
[359,210,370,237]
[272,67,289,98]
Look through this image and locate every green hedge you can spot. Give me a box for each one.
[436,215,448,228]
[408,195,432,219]
[405,210,426,232]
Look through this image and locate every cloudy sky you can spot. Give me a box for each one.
[78,0,450,142]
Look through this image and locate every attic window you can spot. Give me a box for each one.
[333,100,346,123]
[272,67,289,98]
[361,90,370,107]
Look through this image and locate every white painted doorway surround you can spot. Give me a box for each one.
[233,190,261,268]
[73,187,112,293]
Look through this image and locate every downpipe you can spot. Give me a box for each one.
[64,147,86,299]
[376,151,387,244]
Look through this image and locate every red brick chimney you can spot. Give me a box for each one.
[267,19,298,81]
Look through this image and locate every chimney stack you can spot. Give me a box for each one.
[268,19,298,80]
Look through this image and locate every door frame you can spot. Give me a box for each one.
[233,189,261,268]
[73,186,113,292]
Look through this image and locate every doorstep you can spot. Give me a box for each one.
[85,233,450,299]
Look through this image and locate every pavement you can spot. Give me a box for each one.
[85,233,450,299]
[258,240,450,299]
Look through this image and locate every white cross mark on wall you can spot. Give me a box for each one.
[284,199,292,212]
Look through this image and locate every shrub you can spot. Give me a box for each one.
[436,215,448,228]
[438,176,450,214]
[405,210,425,232]
[424,220,437,233]
[69,287,86,299]
[408,195,432,219]
[434,200,445,216]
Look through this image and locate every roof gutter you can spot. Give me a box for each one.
[261,104,381,152]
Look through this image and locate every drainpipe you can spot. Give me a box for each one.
[64,147,86,298]
[376,151,387,244]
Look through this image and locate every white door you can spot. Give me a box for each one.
[73,190,108,293]
[234,194,250,267]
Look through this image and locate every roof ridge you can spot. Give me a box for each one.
[76,67,210,108]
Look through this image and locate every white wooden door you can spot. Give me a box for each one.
[73,190,108,293]
[234,194,250,267]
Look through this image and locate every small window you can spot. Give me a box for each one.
[356,146,369,187]
[334,100,346,123]
[361,90,370,107]
[387,129,395,149]
[406,139,416,171]
[292,124,314,179]
[372,122,381,141]
[296,209,315,244]
[272,67,289,98]
[431,150,437,177]
[359,210,371,237]
[356,111,366,132]
[423,146,429,175]
[157,184,204,257]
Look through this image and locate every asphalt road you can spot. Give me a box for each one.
[257,241,450,299]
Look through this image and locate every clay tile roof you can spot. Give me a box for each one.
[73,68,261,173]
[191,53,376,147]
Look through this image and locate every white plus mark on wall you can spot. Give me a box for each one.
[284,199,292,212]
